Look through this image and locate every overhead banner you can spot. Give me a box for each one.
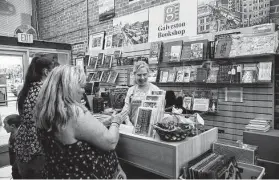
[148,0,197,42]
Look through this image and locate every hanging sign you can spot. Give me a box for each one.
[148,0,197,42]
[17,33,33,43]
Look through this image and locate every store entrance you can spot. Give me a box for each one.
[0,54,24,119]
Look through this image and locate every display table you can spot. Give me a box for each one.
[116,127,218,178]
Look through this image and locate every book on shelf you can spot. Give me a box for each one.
[257,62,272,82]
[149,41,162,64]
[92,71,103,82]
[183,96,192,110]
[167,69,176,82]
[114,50,122,66]
[175,67,184,83]
[103,55,113,68]
[190,43,203,60]
[217,64,233,83]
[86,72,95,82]
[162,40,183,62]
[148,68,158,82]
[170,45,182,62]
[107,71,119,84]
[159,70,169,83]
[100,70,111,82]
[88,56,98,69]
[180,41,192,61]
[127,68,135,86]
[83,55,90,66]
[96,53,104,68]
[207,65,219,83]
[122,57,134,65]
[189,65,199,82]
[196,68,208,83]
[241,63,258,83]
[192,98,210,112]
[183,66,191,83]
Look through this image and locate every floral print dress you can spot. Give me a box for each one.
[39,130,119,179]
[15,81,43,163]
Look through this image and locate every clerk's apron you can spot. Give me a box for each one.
[129,89,147,125]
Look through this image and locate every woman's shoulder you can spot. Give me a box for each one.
[149,83,161,90]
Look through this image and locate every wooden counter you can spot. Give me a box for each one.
[116,127,218,178]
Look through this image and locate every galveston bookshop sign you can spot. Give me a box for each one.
[148,0,197,42]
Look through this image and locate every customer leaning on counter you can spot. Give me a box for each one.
[34,65,126,179]
[121,61,161,126]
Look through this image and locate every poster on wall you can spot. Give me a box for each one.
[148,0,197,42]
[88,31,105,51]
[99,0,115,21]
[112,9,149,48]
[104,35,113,49]
[197,0,270,34]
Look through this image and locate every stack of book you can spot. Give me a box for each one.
[245,118,271,132]
[133,90,166,137]
[187,152,239,179]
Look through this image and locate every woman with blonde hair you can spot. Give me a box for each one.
[34,65,125,179]
[121,61,161,125]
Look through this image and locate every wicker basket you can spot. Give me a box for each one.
[153,123,192,142]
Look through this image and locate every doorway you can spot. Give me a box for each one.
[0,54,24,119]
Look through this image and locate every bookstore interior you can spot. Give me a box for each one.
[1,0,279,179]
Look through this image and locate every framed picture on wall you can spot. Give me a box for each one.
[104,35,113,49]
[99,0,115,21]
[75,57,84,70]
[0,86,7,106]
[89,31,105,52]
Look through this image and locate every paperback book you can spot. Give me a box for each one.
[100,70,111,82]
[88,56,98,69]
[163,40,183,62]
[149,41,162,64]
[190,43,203,59]
[148,68,158,82]
[96,53,104,68]
[107,71,119,84]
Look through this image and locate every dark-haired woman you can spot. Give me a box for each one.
[15,57,55,178]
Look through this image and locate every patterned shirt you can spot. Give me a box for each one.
[15,81,43,163]
[39,130,118,179]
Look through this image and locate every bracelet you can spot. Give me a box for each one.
[111,122,120,126]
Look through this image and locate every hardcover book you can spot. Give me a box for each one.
[86,72,95,82]
[88,56,98,69]
[175,68,184,82]
[189,65,199,82]
[170,45,182,62]
[103,55,113,68]
[96,53,104,68]
[183,66,191,83]
[149,41,162,64]
[92,71,103,82]
[127,68,135,86]
[162,40,183,62]
[196,68,208,83]
[122,57,134,65]
[167,70,176,82]
[107,71,119,84]
[241,64,258,83]
[159,70,169,83]
[100,70,111,82]
[190,43,203,59]
[207,66,219,83]
[148,68,158,82]
[258,62,272,82]
[83,55,90,66]
[180,42,192,61]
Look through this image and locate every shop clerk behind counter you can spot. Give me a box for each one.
[121,61,161,126]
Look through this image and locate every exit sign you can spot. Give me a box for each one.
[17,33,33,43]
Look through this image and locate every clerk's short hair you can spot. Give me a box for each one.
[133,61,149,74]
[34,65,87,133]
